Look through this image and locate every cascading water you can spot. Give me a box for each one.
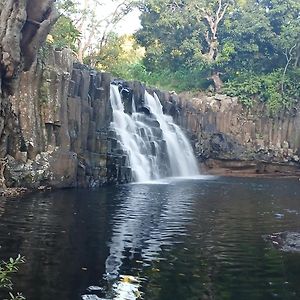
[144,91,199,177]
[110,84,199,182]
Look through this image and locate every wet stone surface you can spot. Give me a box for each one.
[265,232,300,252]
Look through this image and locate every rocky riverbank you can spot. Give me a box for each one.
[200,159,300,178]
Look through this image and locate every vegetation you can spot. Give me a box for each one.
[135,0,300,111]
[50,0,300,112]
[224,70,300,113]
[0,255,26,300]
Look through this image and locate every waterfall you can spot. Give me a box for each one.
[110,84,199,182]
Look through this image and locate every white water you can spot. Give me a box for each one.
[110,85,199,182]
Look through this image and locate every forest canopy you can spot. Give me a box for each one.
[50,0,300,112]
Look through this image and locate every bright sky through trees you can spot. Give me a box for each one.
[95,1,141,35]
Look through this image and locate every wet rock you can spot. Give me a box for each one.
[139,106,151,116]
[209,133,246,160]
[0,187,29,198]
[264,232,300,252]
[87,286,104,293]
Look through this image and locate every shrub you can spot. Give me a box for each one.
[0,255,26,300]
[223,70,300,113]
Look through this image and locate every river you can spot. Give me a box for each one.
[0,176,300,300]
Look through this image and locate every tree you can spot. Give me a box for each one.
[136,0,300,96]
[0,0,58,95]
[84,33,144,79]
[49,16,81,52]
[52,0,141,62]
[49,0,80,51]
[136,0,233,91]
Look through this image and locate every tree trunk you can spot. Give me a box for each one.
[211,72,223,92]
[207,39,218,61]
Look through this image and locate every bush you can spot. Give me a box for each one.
[0,255,26,300]
[113,63,211,92]
[223,70,300,113]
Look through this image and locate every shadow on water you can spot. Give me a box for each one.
[0,176,300,300]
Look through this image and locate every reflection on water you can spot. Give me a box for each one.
[0,197,6,217]
[0,177,300,300]
[102,181,197,299]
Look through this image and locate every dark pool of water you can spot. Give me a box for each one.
[0,176,300,300]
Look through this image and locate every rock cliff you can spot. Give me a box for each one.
[0,0,57,189]
[1,47,300,188]
[158,91,300,176]
[5,49,117,188]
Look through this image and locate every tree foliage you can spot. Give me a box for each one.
[51,0,141,62]
[84,34,144,75]
[49,15,80,51]
[135,0,300,110]
[49,0,300,112]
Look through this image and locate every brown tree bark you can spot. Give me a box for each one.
[0,0,58,95]
[203,0,229,91]
[204,0,229,62]
[211,72,223,93]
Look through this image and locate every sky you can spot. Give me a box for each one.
[116,8,142,35]
[96,1,142,35]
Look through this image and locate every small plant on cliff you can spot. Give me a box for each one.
[0,255,26,300]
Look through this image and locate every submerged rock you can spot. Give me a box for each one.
[81,295,105,300]
[265,232,300,252]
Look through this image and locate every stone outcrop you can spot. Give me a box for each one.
[5,49,118,188]
[265,232,300,253]
[2,48,300,188]
[156,91,300,176]
[0,0,58,189]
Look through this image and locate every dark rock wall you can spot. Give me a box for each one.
[0,0,58,188]
[175,93,300,173]
[138,89,300,175]
[5,50,118,188]
[2,47,300,187]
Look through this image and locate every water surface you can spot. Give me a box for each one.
[0,176,300,300]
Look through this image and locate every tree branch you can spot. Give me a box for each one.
[281,43,297,95]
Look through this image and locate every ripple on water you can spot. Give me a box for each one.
[0,177,300,300]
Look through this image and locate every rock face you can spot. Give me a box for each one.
[158,92,300,176]
[0,0,58,188]
[4,49,121,188]
[1,45,300,187]
[4,49,162,188]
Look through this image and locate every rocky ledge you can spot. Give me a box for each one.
[202,159,300,177]
[161,92,300,176]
